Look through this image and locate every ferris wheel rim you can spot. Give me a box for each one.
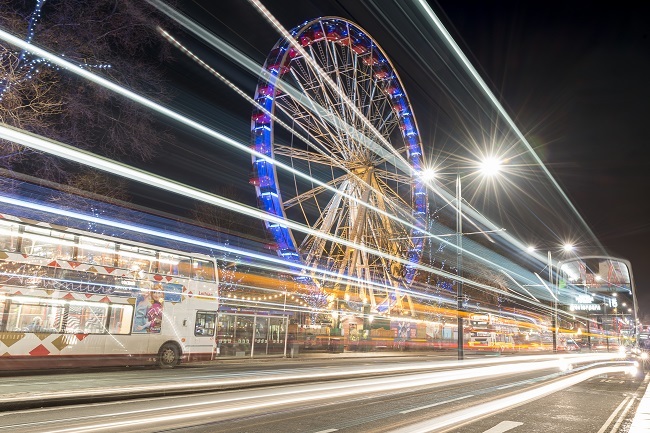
[250,17,428,301]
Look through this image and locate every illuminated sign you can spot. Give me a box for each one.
[570,303,601,311]
[575,294,594,304]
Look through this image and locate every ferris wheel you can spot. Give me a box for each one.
[250,17,427,314]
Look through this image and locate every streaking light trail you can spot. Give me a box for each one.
[0,25,491,278]
[0,20,567,307]
[0,122,545,310]
[0,357,629,433]
[141,4,557,299]
[413,0,602,252]
[390,366,630,433]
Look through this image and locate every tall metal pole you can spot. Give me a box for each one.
[549,251,557,353]
[456,173,464,360]
[604,301,610,352]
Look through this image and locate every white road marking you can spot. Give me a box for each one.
[390,366,629,433]
[481,421,523,433]
[313,429,338,433]
[622,374,650,433]
[596,396,630,433]
[399,395,474,414]
[610,396,637,433]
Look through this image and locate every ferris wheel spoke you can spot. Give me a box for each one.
[276,84,356,160]
[374,167,415,186]
[277,77,403,168]
[293,42,397,163]
[281,173,349,210]
[301,180,352,269]
[253,18,427,313]
[273,143,344,167]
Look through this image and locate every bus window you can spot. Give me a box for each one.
[6,298,64,333]
[157,253,191,278]
[177,257,192,278]
[192,258,216,282]
[195,311,217,336]
[117,244,154,273]
[78,237,116,266]
[107,304,133,335]
[0,297,6,330]
[0,220,20,252]
[66,301,109,334]
[21,226,75,260]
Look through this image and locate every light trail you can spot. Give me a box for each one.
[139,5,561,305]
[0,352,619,405]
[534,272,559,301]
[0,354,629,433]
[0,22,568,308]
[390,365,631,433]
[156,27,329,169]
[0,25,484,279]
[500,269,540,303]
[0,123,546,311]
[0,194,438,306]
[413,0,603,252]
[0,355,625,433]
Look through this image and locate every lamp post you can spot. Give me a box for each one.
[421,158,502,361]
[603,298,609,352]
[456,172,464,360]
[548,250,558,354]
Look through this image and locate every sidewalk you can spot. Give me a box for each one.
[628,375,650,432]
[0,351,455,411]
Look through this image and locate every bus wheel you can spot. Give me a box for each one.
[158,343,180,368]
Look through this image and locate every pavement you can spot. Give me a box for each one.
[628,375,650,432]
[0,349,638,412]
[0,350,458,410]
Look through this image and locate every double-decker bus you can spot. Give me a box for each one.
[0,212,219,370]
[468,313,517,351]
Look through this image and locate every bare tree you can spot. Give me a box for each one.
[191,185,263,237]
[0,0,176,196]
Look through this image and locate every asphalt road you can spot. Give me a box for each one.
[0,354,644,432]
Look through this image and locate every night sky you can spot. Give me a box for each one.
[431,0,650,317]
[155,1,650,317]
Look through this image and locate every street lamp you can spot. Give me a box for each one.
[422,158,502,360]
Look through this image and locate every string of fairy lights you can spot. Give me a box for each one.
[0,0,110,104]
